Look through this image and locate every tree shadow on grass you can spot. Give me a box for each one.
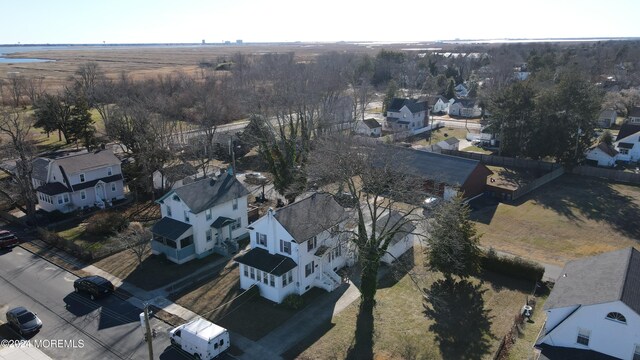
[528,175,640,239]
[423,278,495,360]
[345,303,375,360]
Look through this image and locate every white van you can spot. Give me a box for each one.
[169,318,230,359]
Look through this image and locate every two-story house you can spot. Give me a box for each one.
[613,123,640,163]
[32,150,125,213]
[627,106,640,124]
[448,99,482,118]
[235,193,351,303]
[384,98,429,132]
[428,95,450,114]
[151,172,250,264]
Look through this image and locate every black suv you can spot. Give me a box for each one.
[6,307,42,335]
[74,275,115,300]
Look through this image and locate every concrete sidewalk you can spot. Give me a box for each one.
[0,345,53,360]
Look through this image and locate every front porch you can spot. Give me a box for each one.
[151,238,196,264]
[151,216,196,264]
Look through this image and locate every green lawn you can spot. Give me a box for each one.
[295,250,533,360]
[413,127,469,147]
[472,174,640,265]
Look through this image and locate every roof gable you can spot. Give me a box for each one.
[595,142,618,158]
[388,98,428,114]
[616,123,640,142]
[544,247,640,315]
[164,173,250,214]
[52,150,120,175]
[274,193,348,244]
[363,119,381,129]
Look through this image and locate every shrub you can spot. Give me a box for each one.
[282,293,304,310]
[481,248,545,282]
[85,212,129,237]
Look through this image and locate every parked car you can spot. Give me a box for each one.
[6,307,42,335]
[74,275,115,300]
[0,230,19,248]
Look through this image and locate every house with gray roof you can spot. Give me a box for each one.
[31,150,125,213]
[385,98,429,132]
[613,123,640,163]
[448,98,482,118]
[597,109,617,128]
[536,247,640,360]
[235,193,352,303]
[355,118,382,137]
[151,172,250,264]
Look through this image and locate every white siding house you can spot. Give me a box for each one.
[428,95,450,114]
[436,137,460,151]
[597,109,617,128]
[385,98,429,132]
[449,99,482,118]
[536,248,640,360]
[355,119,382,137]
[151,173,250,264]
[32,150,125,213]
[613,123,640,163]
[378,211,416,265]
[585,143,618,167]
[235,193,351,303]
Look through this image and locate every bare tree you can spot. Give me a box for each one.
[23,76,46,106]
[0,109,38,223]
[111,222,151,265]
[69,62,105,107]
[6,73,26,108]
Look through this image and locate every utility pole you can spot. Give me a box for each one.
[229,137,237,177]
[144,305,154,360]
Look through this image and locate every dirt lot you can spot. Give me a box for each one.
[472,174,640,265]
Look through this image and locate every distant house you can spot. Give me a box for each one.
[513,63,530,81]
[448,99,482,118]
[436,137,460,151]
[378,211,416,265]
[32,150,125,213]
[356,118,382,137]
[428,95,450,114]
[235,193,351,303]
[152,163,198,191]
[628,106,640,124]
[454,84,469,98]
[151,173,250,264]
[585,143,618,167]
[392,147,492,200]
[613,123,640,162]
[536,247,640,360]
[597,109,617,128]
[385,98,429,132]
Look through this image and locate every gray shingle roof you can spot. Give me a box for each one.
[629,106,640,118]
[388,98,428,113]
[32,158,50,181]
[235,247,297,276]
[274,193,348,244]
[151,217,192,241]
[595,142,618,158]
[53,150,121,175]
[363,119,381,129]
[378,210,416,246]
[544,247,640,315]
[71,174,124,191]
[443,137,460,145]
[36,182,69,195]
[616,123,640,141]
[391,146,489,186]
[166,173,250,214]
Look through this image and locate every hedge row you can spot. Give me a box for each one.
[481,248,545,282]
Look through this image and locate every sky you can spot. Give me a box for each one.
[1,0,639,44]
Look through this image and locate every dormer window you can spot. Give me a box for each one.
[605,312,626,324]
[107,167,112,176]
[79,173,85,182]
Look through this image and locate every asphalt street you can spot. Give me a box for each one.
[0,244,189,360]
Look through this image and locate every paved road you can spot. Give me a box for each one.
[0,245,188,360]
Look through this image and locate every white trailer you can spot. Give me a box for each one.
[168,318,230,359]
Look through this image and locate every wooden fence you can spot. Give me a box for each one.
[570,165,640,184]
[512,167,565,200]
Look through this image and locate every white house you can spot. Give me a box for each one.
[448,99,482,118]
[613,123,640,163]
[151,173,250,264]
[385,98,429,132]
[428,95,450,114]
[32,150,125,213]
[355,118,382,137]
[536,247,640,360]
[597,109,617,128]
[436,137,460,151]
[235,193,351,303]
[378,211,416,265]
[152,163,198,191]
[628,107,640,124]
[585,143,618,167]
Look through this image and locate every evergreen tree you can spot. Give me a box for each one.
[444,79,455,99]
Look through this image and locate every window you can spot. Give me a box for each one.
[257,270,262,282]
[180,236,193,248]
[243,265,248,277]
[280,240,291,255]
[63,193,70,203]
[232,218,241,230]
[620,148,629,155]
[605,312,627,324]
[166,205,172,217]
[250,267,255,280]
[111,183,116,192]
[232,198,238,210]
[262,272,268,285]
[269,274,275,287]
[57,195,63,205]
[205,208,212,221]
[79,173,85,182]
[214,343,218,350]
[80,191,86,200]
[288,270,293,285]
[305,261,315,277]
[633,344,640,360]
[257,233,267,247]
[577,328,590,346]
[107,167,112,176]
[206,229,212,242]
[282,271,289,286]
[184,210,190,222]
[307,236,317,251]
